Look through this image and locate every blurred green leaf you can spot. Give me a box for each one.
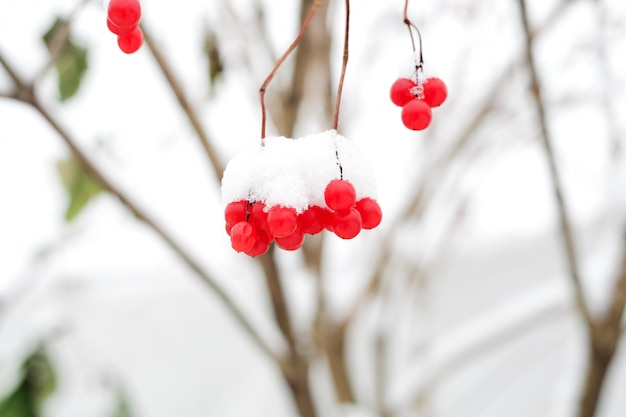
[56,155,102,222]
[110,393,134,417]
[0,386,36,417]
[42,17,89,102]
[0,346,57,417]
[203,27,224,93]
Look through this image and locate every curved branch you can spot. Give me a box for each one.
[0,48,279,366]
[141,25,225,181]
[516,0,593,329]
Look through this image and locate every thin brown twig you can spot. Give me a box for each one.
[516,0,594,330]
[403,0,423,68]
[0,52,25,87]
[0,48,279,366]
[259,0,322,139]
[141,25,224,180]
[332,0,350,131]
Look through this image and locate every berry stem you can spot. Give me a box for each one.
[403,0,424,71]
[332,0,350,131]
[259,0,322,141]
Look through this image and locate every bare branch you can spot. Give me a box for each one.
[141,25,225,180]
[516,0,593,329]
[0,50,25,88]
[0,47,279,366]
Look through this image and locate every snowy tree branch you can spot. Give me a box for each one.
[0,48,280,366]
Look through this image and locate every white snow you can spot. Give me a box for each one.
[220,130,378,213]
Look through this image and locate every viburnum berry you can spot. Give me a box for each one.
[390,78,417,107]
[117,27,143,54]
[422,77,447,108]
[225,200,247,234]
[332,208,362,240]
[230,222,257,253]
[249,202,270,235]
[267,206,298,238]
[401,99,432,131]
[297,206,325,235]
[108,0,142,29]
[322,208,335,232]
[107,18,135,35]
[275,227,305,251]
[245,230,271,257]
[324,179,357,212]
[355,198,382,229]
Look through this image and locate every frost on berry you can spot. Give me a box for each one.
[390,78,417,107]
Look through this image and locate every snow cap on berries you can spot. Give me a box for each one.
[221,130,378,213]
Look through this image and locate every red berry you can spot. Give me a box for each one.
[332,208,362,239]
[297,206,325,235]
[321,208,335,232]
[245,230,271,257]
[225,200,247,234]
[422,77,447,107]
[390,78,417,107]
[324,180,357,212]
[230,222,257,253]
[267,206,298,238]
[355,198,382,229]
[117,27,143,54]
[108,0,142,29]
[275,227,305,251]
[401,99,432,130]
[107,18,135,35]
[249,202,270,235]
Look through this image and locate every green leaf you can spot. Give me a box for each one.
[0,346,57,417]
[110,393,134,417]
[56,155,102,222]
[203,27,223,93]
[0,385,36,417]
[42,17,89,102]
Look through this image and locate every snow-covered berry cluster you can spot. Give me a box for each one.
[106,0,143,54]
[390,59,447,131]
[221,130,382,256]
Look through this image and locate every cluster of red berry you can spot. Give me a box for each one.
[106,0,143,54]
[390,75,447,131]
[221,131,382,256]
[225,180,382,256]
